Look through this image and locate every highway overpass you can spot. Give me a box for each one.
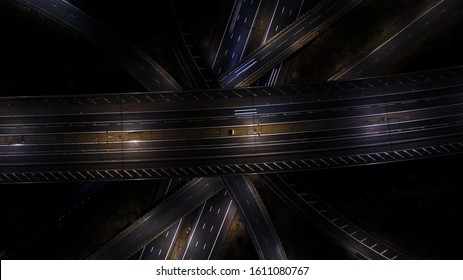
[88,177,223,259]
[1,66,462,183]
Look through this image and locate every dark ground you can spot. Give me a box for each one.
[0,0,462,259]
[255,154,463,260]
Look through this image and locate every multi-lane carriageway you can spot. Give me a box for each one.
[1,66,463,183]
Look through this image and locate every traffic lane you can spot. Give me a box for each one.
[88,177,223,259]
[2,71,463,117]
[2,83,462,135]
[206,196,237,260]
[227,0,339,65]
[1,94,461,142]
[3,121,463,174]
[1,101,462,157]
[3,109,462,158]
[2,105,462,157]
[263,0,314,42]
[139,231,171,260]
[1,85,459,126]
[219,0,359,87]
[213,0,262,74]
[211,0,240,72]
[260,0,312,86]
[152,178,187,205]
[2,97,461,152]
[182,189,235,260]
[222,175,287,260]
[91,181,202,259]
[2,131,462,183]
[138,220,182,260]
[216,25,254,74]
[136,179,187,259]
[261,0,341,44]
[132,179,187,260]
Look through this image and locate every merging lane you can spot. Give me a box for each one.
[212,0,262,76]
[133,178,187,260]
[88,177,223,259]
[219,0,365,87]
[222,176,287,260]
[258,0,316,86]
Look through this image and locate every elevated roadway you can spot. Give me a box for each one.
[163,0,220,89]
[1,67,463,183]
[218,0,365,87]
[258,0,316,86]
[222,176,287,260]
[181,188,236,260]
[133,178,187,260]
[212,0,262,75]
[88,177,223,259]
[133,220,182,260]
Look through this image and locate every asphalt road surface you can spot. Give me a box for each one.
[1,67,462,182]
[212,0,262,76]
[219,0,365,87]
[88,177,223,259]
[222,175,287,260]
[182,188,237,260]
